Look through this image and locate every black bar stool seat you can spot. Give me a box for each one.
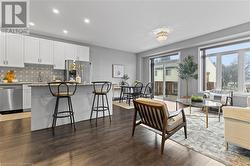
[90,81,112,126]
[48,81,78,135]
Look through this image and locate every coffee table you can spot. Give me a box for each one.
[176,98,222,128]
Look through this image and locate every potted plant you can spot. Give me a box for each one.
[120,74,129,85]
[177,56,198,98]
[133,80,141,85]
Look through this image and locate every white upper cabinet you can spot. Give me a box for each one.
[24,36,53,65]
[0,32,5,66]
[53,41,65,70]
[39,38,53,65]
[64,43,77,60]
[24,36,39,64]
[77,46,89,61]
[5,33,24,67]
[1,32,90,68]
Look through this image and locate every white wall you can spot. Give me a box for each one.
[90,45,136,84]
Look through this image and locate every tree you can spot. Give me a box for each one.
[177,56,198,97]
[222,63,238,90]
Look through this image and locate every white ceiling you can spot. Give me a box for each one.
[30,0,250,53]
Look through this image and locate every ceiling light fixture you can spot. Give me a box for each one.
[153,27,170,42]
[63,30,68,34]
[53,8,60,14]
[84,18,90,24]
[29,22,35,26]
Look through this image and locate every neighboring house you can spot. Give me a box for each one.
[206,58,216,90]
[154,62,178,96]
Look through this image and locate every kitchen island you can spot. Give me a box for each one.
[29,83,113,131]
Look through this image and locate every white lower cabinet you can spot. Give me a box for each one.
[23,85,31,110]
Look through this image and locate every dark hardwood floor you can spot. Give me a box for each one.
[0,105,224,166]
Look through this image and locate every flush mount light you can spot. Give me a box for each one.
[63,30,68,34]
[153,27,170,42]
[84,18,90,24]
[29,22,35,26]
[53,8,60,14]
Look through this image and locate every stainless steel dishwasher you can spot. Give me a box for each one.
[0,85,23,112]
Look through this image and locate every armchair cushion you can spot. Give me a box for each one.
[167,113,184,132]
[135,98,169,117]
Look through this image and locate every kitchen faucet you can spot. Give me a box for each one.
[38,72,43,82]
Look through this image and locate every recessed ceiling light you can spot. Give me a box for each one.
[84,18,90,24]
[29,22,35,26]
[53,8,60,14]
[63,30,68,34]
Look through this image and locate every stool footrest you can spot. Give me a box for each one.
[54,115,72,118]
[53,111,73,118]
[93,107,109,111]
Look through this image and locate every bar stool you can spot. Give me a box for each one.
[90,81,112,125]
[48,81,78,135]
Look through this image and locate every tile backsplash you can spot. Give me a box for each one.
[0,64,64,82]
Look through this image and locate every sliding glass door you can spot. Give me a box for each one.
[154,64,164,98]
[151,53,180,101]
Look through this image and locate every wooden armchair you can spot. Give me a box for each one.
[132,98,187,154]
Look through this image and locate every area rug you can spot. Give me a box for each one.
[170,107,250,166]
[113,101,134,110]
[0,112,31,122]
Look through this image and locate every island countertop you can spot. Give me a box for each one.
[28,82,93,87]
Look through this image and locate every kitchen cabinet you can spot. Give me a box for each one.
[53,41,65,70]
[64,43,77,60]
[39,38,53,65]
[77,46,89,61]
[24,36,40,64]
[5,33,24,67]
[24,37,53,65]
[1,32,90,69]
[23,85,31,110]
[0,32,5,66]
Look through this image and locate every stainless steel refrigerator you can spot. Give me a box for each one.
[65,60,91,83]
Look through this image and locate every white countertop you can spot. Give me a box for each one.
[0,82,92,87]
[0,82,33,85]
[28,82,93,87]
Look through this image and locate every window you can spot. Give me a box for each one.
[154,54,180,63]
[154,70,158,76]
[245,51,250,92]
[200,40,250,92]
[165,69,171,76]
[221,54,238,90]
[205,56,216,90]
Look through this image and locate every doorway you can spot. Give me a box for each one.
[151,53,180,101]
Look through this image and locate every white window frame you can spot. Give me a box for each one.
[150,52,181,99]
[199,39,250,93]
